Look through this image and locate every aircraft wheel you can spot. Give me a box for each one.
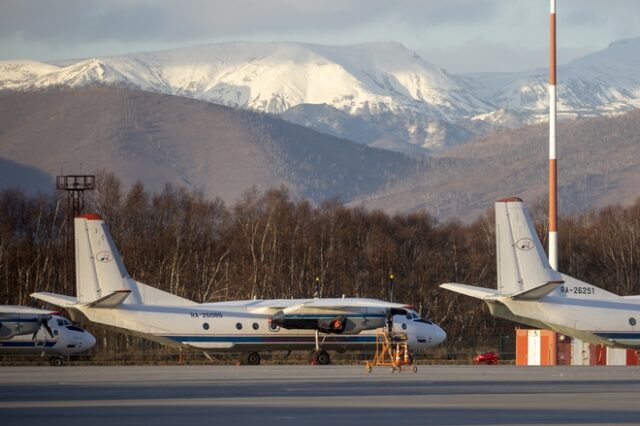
[311,350,330,365]
[242,352,261,365]
[49,356,64,367]
[316,350,330,365]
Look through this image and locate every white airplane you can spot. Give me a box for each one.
[0,306,96,365]
[441,197,640,349]
[32,213,446,365]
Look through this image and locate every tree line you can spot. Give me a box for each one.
[1,172,639,359]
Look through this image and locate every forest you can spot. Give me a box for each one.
[1,172,639,361]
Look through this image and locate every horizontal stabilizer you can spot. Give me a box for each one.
[440,283,499,300]
[86,290,131,308]
[31,292,78,308]
[509,280,564,300]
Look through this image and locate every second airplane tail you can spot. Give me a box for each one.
[494,197,563,298]
[442,197,563,301]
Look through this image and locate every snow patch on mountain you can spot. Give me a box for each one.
[462,37,640,124]
[0,60,59,89]
[0,42,494,152]
[2,38,640,153]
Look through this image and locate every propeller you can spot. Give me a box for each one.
[32,315,54,340]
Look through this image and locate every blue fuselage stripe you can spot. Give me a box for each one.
[594,332,640,340]
[0,341,56,347]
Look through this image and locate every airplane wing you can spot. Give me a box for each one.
[245,298,410,334]
[0,305,54,316]
[247,298,407,314]
[0,305,56,340]
[296,298,407,309]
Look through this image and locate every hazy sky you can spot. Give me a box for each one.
[1,0,638,73]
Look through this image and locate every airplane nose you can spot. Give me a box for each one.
[434,325,446,345]
[85,332,97,349]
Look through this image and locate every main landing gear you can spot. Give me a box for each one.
[240,351,261,365]
[309,330,331,365]
[310,349,330,365]
[49,356,64,367]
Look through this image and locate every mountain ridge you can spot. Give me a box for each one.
[2,39,639,153]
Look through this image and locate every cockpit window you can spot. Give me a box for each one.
[414,319,433,325]
[66,325,85,333]
[57,319,64,326]
[405,311,421,320]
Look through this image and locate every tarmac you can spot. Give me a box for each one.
[1,365,640,425]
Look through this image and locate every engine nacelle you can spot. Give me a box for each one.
[270,311,385,334]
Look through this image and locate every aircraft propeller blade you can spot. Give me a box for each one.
[32,316,54,340]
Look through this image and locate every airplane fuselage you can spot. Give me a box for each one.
[491,296,640,348]
[69,302,445,353]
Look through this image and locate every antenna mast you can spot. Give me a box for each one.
[548,0,558,270]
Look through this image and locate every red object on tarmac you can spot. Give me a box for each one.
[474,351,500,365]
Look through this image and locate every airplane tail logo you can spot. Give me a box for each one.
[495,197,563,296]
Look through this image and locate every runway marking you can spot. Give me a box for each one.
[2,392,639,411]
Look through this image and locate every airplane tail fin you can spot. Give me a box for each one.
[495,197,563,297]
[74,214,194,306]
[75,213,132,303]
[441,197,618,302]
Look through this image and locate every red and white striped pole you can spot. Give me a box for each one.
[548,0,558,270]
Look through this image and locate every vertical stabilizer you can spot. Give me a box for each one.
[495,197,562,295]
[75,214,132,304]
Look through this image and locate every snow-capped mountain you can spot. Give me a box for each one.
[0,42,492,152]
[464,38,640,125]
[2,39,640,152]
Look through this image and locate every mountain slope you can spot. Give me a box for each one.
[2,87,639,221]
[352,109,640,220]
[0,88,415,203]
